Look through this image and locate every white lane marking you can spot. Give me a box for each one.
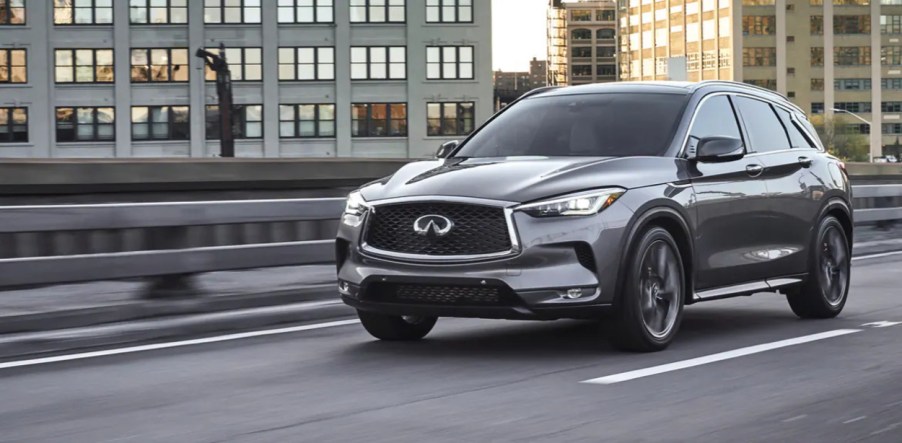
[861,321,902,328]
[852,250,902,261]
[581,329,862,385]
[871,422,902,436]
[782,414,807,423]
[843,416,867,424]
[0,319,360,371]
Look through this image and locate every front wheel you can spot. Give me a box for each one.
[786,216,850,319]
[357,310,437,341]
[610,227,685,352]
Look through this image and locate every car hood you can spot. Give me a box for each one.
[359,156,688,204]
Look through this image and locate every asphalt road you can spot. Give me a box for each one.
[1,255,901,442]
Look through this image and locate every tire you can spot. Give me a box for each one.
[786,216,850,319]
[611,227,686,352]
[357,310,437,341]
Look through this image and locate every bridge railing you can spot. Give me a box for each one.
[0,184,899,295]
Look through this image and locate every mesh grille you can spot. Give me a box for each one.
[364,202,512,256]
[575,243,597,273]
[368,283,506,305]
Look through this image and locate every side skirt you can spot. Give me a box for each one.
[693,274,807,302]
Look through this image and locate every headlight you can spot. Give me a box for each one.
[342,191,368,227]
[516,188,625,217]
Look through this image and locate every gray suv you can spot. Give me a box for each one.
[336,81,853,351]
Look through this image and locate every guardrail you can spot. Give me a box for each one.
[0,184,899,295]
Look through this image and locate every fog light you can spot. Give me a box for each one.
[563,288,583,299]
[338,281,351,296]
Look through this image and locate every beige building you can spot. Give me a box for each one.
[615,0,902,159]
[548,0,618,86]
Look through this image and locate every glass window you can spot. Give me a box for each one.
[743,47,777,66]
[733,96,791,153]
[836,46,870,65]
[426,0,472,23]
[131,106,189,140]
[0,49,26,83]
[811,16,823,35]
[882,15,902,34]
[55,107,115,142]
[743,16,776,36]
[204,47,262,81]
[883,46,902,65]
[350,46,406,80]
[55,49,114,83]
[204,0,261,24]
[687,95,743,156]
[426,102,475,136]
[351,103,407,137]
[572,47,592,58]
[834,15,870,34]
[426,46,473,80]
[775,108,816,149]
[0,107,27,143]
[811,78,824,90]
[131,48,189,82]
[54,0,113,25]
[278,47,335,81]
[129,0,188,24]
[571,9,592,21]
[278,0,333,23]
[455,93,690,158]
[205,104,263,139]
[350,0,405,23]
[0,0,26,25]
[811,47,824,65]
[572,28,592,40]
[279,104,335,138]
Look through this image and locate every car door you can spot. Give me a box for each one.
[688,95,774,291]
[731,96,815,281]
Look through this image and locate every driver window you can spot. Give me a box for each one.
[687,95,743,157]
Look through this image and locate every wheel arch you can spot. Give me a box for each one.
[818,197,853,248]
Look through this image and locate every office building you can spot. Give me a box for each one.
[493,57,547,109]
[547,0,618,86]
[0,0,491,158]
[617,0,902,158]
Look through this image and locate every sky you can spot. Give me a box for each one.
[492,0,548,72]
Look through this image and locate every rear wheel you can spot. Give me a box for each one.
[357,310,437,341]
[786,216,850,319]
[611,227,685,352]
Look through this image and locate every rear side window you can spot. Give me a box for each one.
[733,96,791,153]
[775,108,816,149]
[686,95,743,156]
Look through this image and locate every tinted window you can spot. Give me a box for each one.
[687,95,743,156]
[734,96,791,153]
[775,108,816,149]
[455,93,689,158]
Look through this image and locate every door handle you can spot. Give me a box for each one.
[798,156,813,167]
[746,164,764,177]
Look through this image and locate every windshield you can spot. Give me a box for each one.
[454,93,689,158]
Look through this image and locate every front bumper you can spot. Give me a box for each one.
[336,199,634,320]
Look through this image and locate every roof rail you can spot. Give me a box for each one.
[519,85,561,100]
[697,80,805,114]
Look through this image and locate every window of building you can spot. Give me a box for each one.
[743,0,775,4]
[572,28,592,40]
[204,47,262,81]
[278,0,333,23]
[278,47,335,81]
[744,79,778,90]
[835,46,870,65]
[811,47,824,65]
[597,28,615,39]
[811,15,823,35]
[883,123,902,134]
[835,78,871,89]
[350,0,405,23]
[883,78,902,89]
[54,0,112,24]
[130,48,188,82]
[0,107,27,143]
[426,46,473,79]
[204,0,261,24]
[812,103,824,114]
[835,102,872,112]
[131,106,189,140]
[597,64,616,76]
[55,49,114,83]
[351,46,406,80]
[205,105,263,139]
[834,15,870,34]
[882,15,902,34]
[811,0,823,4]
[787,67,796,75]
[0,0,25,25]
[883,46,902,65]
[572,65,593,76]
[885,102,902,112]
[426,0,472,23]
[0,49,26,83]
[787,35,795,43]
[733,97,791,153]
[351,103,407,137]
[811,79,824,90]
[571,9,592,21]
[597,9,615,21]
[742,47,777,66]
[572,47,592,58]
[833,0,868,4]
[743,15,776,36]
[597,46,615,57]
[129,0,188,24]
[426,102,474,136]
[55,107,115,142]
[279,104,335,138]
[883,0,902,4]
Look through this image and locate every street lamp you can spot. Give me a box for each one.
[831,108,878,162]
[196,44,234,158]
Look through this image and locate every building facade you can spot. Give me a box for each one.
[548,0,619,85]
[493,57,547,109]
[617,0,902,158]
[0,0,492,158]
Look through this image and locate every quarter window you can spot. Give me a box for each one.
[351,103,407,137]
[54,0,113,25]
[775,108,816,149]
[426,0,472,23]
[733,97,791,153]
[687,96,743,156]
[426,46,474,80]
[426,102,475,136]
[0,49,26,83]
[350,0,405,23]
[277,0,333,23]
[279,104,336,138]
[129,0,188,24]
[0,0,25,25]
[55,49,114,83]
[131,106,190,140]
[131,48,189,82]
[0,107,27,143]
[55,107,115,142]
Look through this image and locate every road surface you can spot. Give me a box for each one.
[1,254,901,442]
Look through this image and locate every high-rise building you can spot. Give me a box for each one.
[548,0,619,85]
[617,0,900,159]
[493,57,548,109]
[0,1,492,158]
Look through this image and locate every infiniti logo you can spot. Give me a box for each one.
[413,215,455,237]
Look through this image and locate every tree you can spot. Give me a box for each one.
[809,115,870,162]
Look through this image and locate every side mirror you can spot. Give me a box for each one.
[695,136,744,163]
[435,140,459,159]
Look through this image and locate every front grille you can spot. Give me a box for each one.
[367,283,510,305]
[364,202,512,256]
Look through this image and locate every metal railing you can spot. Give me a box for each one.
[0,185,899,294]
